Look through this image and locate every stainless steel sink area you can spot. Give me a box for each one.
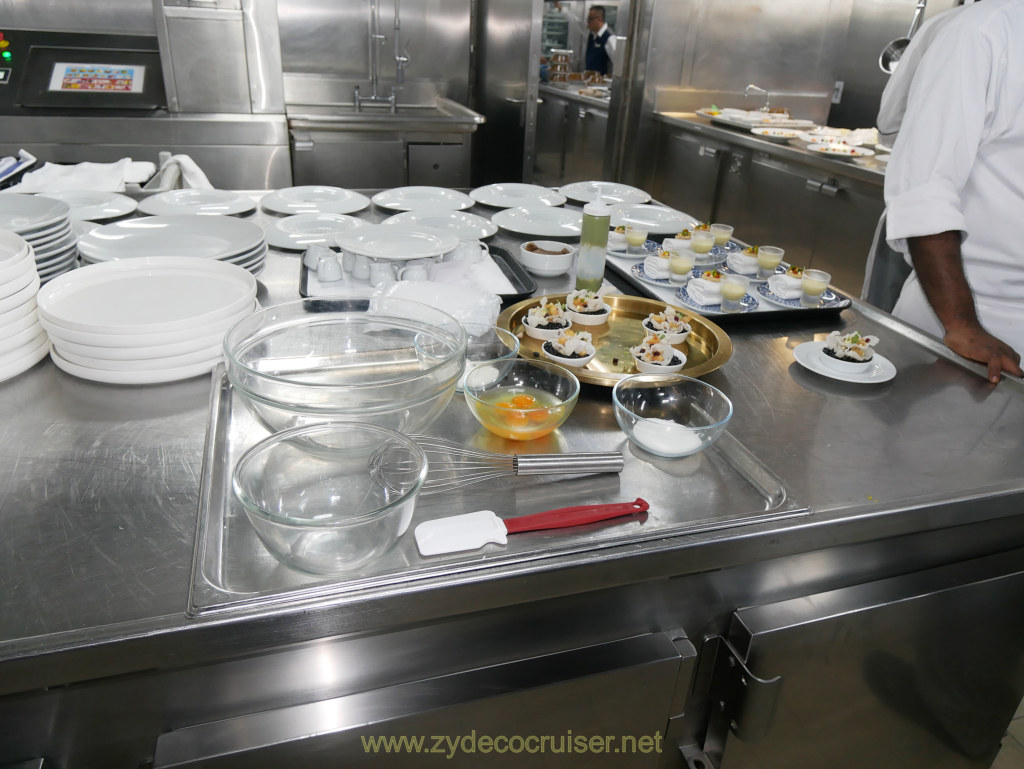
[287,96,485,133]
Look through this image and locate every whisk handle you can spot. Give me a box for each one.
[513,452,624,476]
[504,498,649,534]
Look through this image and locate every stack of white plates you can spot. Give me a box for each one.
[0,229,50,382]
[37,256,258,385]
[76,215,268,274]
[0,193,78,283]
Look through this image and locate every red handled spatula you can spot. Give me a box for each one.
[414,498,650,556]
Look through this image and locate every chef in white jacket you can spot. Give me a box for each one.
[883,0,1024,383]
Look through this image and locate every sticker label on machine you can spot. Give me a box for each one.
[48,62,145,93]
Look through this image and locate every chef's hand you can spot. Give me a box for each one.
[943,325,1023,383]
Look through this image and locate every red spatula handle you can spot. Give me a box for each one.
[503,498,649,535]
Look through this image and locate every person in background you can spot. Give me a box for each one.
[882,0,1024,383]
[552,2,618,76]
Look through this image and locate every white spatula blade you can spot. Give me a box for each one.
[414,510,509,556]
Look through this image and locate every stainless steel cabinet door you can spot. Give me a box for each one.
[652,130,727,225]
[534,95,569,186]
[564,106,609,184]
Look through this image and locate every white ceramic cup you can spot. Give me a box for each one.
[447,240,486,263]
[351,253,371,281]
[399,264,429,281]
[369,261,395,286]
[317,255,343,282]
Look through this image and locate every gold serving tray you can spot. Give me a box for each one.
[497,293,733,387]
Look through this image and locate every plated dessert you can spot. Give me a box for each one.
[541,329,596,368]
[821,330,878,372]
[565,289,611,325]
[631,332,687,373]
[641,307,692,345]
[523,298,572,340]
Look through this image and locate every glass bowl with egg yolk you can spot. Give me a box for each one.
[463,359,580,441]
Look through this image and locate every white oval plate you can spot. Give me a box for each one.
[0,334,50,384]
[793,341,896,383]
[0,193,70,233]
[50,347,222,385]
[37,256,256,335]
[264,213,369,250]
[609,204,688,234]
[371,186,475,212]
[470,183,566,209]
[77,215,266,261]
[261,186,371,216]
[40,191,138,221]
[381,209,498,240]
[558,181,651,205]
[138,189,256,217]
[491,206,583,237]
[335,225,460,260]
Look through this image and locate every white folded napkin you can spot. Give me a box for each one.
[643,255,670,279]
[686,278,722,306]
[726,253,757,275]
[144,154,213,190]
[378,280,501,327]
[661,238,689,252]
[608,230,627,250]
[767,274,803,299]
[467,256,517,294]
[6,158,156,192]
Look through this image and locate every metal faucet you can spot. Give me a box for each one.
[354,0,403,113]
[744,83,771,112]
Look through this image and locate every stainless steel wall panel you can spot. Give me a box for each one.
[0,0,156,35]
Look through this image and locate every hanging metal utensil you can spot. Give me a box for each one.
[879,0,928,74]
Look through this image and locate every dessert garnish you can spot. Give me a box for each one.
[742,245,759,255]
[566,289,610,317]
[631,332,685,367]
[823,331,878,363]
[525,298,570,330]
[700,269,723,282]
[643,308,691,337]
[785,265,805,278]
[543,329,595,360]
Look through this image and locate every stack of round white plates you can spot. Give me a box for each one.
[37,256,258,385]
[40,190,138,222]
[138,189,257,217]
[76,215,268,274]
[0,193,78,283]
[0,229,50,382]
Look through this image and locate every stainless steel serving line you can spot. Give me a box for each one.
[1,191,1023,769]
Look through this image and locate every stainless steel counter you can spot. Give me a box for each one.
[2,194,1023,768]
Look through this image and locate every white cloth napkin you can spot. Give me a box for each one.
[378,280,501,327]
[5,158,156,192]
[661,237,689,252]
[726,252,758,275]
[608,230,627,250]
[767,274,803,299]
[144,154,214,190]
[643,255,670,278]
[686,278,722,305]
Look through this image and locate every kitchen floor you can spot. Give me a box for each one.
[992,698,1024,768]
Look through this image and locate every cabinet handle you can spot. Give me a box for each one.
[578,107,588,119]
[699,146,719,159]
[819,182,840,197]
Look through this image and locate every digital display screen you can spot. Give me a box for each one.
[47,62,145,94]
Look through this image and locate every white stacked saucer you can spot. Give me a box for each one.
[76,215,268,275]
[0,229,50,382]
[0,193,78,284]
[37,256,259,385]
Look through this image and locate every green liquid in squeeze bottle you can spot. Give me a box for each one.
[575,187,610,293]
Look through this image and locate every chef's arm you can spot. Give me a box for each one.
[908,231,1023,383]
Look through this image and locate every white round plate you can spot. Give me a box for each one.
[371,186,475,212]
[0,322,45,357]
[33,235,77,260]
[264,213,369,250]
[0,275,40,316]
[751,127,802,142]
[609,204,688,234]
[0,294,38,327]
[0,335,50,384]
[50,347,221,385]
[55,341,223,372]
[77,215,266,262]
[674,284,759,314]
[0,329,47,366]
[381,209,498,240]
[40,300,256,349]
[0,263,37,300]
[608,238,661,259]
[469,183,566,209]
[56,327,226,361]
[491,206,583,237]
[0,230,30,266]
[138,189,256,217]
[335,225,460,260]
[37,256,256,335]
[807,144,875,159]
[629,262,673,287]
[39,191,138,221]
[0,251,36,287]
[261,186,371,216]
[0,193,70,233]
[558,181,651,205]
[793,341,896,384]
[22,221,72,247]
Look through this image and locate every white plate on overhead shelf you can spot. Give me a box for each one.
[263,213,369,251]
[77,215,266,262]
[609,204,688,234]
[469,183,567,209]
[371,186,475,212]
[381,209,498,240]
[138,189,257,217]
[490,206,583,237]
[40,191,138,221]
[261,186,371,216]
[558,181,651,205]
[335,225,460,260]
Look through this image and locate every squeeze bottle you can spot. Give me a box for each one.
[575,190,610,292]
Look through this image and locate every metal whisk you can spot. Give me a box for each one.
[369,435,624,495]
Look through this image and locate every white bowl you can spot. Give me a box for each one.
[641,317,691,346]
[523,316,572,340]
[518,240,576,277]
[567,307,610,326]
[632,351,687,373]
[819,347,875,375]
[541,341,596,368]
